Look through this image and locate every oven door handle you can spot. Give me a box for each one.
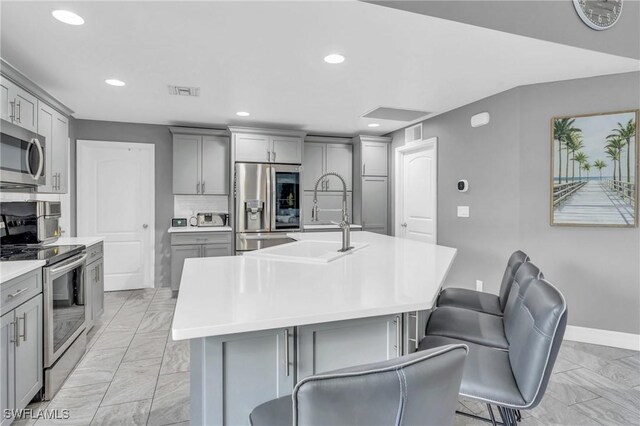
[49,253,87,276]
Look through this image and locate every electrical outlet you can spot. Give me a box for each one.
[476,280,483,292]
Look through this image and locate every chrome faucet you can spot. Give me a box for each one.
[312,172,352,252]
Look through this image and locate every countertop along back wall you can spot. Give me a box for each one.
[390,71,640,335]
[71,120,175,288]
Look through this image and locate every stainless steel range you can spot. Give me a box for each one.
[1,201,87,400]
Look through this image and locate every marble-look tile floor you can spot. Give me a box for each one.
[14,288,640,425]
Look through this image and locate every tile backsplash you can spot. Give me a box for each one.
[173,195,229,219]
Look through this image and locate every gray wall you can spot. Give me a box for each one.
[367,0,640,60]
[71,120,175,287]
[390,71,640,334]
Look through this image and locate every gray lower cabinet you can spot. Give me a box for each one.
[190,327,295,426]
[0,294,43,426]
[191,314,403,426]
[85,242,104,330]
[297,314,401,379]
[170,232,232,292]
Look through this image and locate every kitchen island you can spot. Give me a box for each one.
[172,231,456,425]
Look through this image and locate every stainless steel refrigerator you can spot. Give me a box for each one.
[235,163,301,253]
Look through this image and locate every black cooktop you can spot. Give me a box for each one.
[0,244,85,265]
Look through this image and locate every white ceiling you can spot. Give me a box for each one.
[1,1,638,136]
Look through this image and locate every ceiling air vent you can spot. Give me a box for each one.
[168,85,200,97]
[362,107,429,122]
[405,123,422,144]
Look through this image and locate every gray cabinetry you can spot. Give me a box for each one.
[0,76,37,133]
[190,327,295,426]
[0,312,15,426]
[170,128,229,195]
[37,102,69,193]
[303,138,352,191]
[14,295,43,409]
[230,127,306,164]
[170,232,232,292]
[353,135,391,235]
[0,272,43,426]
[85,242,104,330]
[297,314,401,379]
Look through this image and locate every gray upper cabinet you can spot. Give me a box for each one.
[361,141,388,176]
[303,138,352,191]
[230,127,306,164]
[171,128,229,195]
[37,102,69,193]
[302,143,325,191]
[0,76,37,133]
[326,144,352,190]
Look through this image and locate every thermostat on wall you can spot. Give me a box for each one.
[457,179,469,192]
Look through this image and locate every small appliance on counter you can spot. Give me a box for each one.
[172,218,188,227]
[196,212,226,227]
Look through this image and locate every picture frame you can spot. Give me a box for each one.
[550,109,639,227]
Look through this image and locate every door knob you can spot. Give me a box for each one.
[143,224,149,229]
[401,222,407,227]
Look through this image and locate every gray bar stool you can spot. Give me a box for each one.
[249,344,468,426]
[437,250,529,316]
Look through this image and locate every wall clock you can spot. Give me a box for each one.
[573,0,623,30]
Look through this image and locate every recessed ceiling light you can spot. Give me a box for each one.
[236,111,250,117]
[105,79,125,87]
[324,54,345,64]
[368,123,380,128]
[52,10,84,25]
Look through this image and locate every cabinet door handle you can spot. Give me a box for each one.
[284,328,290,377]
[363,164,366,175]
[272,151,276,162]
[196,182,200,194]
[394,315,401,357]
[19,313,26,342]
[7,288,28,299]
[15,100,21,123]
[326,179,330,190]
[202,181,205,193]
[10,321,19,346]
[267,150,271,162]
[9,100,16,122]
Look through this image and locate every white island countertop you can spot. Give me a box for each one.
[1,260,46,284]
[172,232,456,341]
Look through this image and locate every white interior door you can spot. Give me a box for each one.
[396,138,437,243]
[77,140,155,291]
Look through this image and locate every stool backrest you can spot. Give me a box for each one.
[293,344,468,426]
[498,251,530,311]
[505,276,567,408]
[503,262,543,338]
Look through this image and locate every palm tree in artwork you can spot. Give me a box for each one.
[606,146,620,182]
[606,136,626,182]
[593,160,607,181]
[567,133,584,182]
[608,119,636,184]
[573,151,588,181]
[582,162,591,180]
[554,118,581,184]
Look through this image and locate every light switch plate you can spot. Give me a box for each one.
[457,206,470,217]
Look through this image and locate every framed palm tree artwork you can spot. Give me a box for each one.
[551,109,638,227]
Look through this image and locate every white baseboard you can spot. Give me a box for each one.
[564,325,640,351]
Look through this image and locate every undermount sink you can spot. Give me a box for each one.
[243,240,369,264]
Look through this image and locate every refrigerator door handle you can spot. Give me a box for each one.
[270,165,277,232]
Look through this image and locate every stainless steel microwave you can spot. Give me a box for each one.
[0,119,46,187]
